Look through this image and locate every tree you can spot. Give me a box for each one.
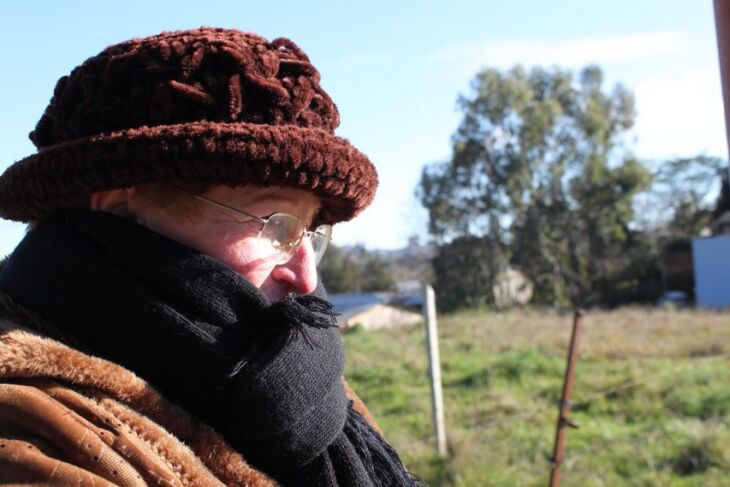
[318,244,358,293]
[650,155,726,239]
[713,169,730,219]
[418,65,652,308]
[318,244,395,293]
[359,255,395,292]
[431,236,499,311]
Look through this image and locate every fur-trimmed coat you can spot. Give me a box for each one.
[0,310,378,486]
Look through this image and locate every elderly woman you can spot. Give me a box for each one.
[0,27,416,486]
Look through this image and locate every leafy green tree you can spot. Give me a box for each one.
[418,65,652,307]
[713,169,730,219]
[431,236,499,311]
[651,155,726,238]
[319,245,395,293]
[318,244,358,293]
[360,254,395,292]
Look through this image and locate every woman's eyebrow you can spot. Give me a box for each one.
[237,189,308,207]
[235,191,321,224]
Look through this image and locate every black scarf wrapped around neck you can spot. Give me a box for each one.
[0,210,417,486]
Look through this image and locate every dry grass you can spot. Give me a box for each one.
[437,306,730,359]
[343,307,730,486]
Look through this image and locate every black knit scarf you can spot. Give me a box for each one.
[0,211,417,486]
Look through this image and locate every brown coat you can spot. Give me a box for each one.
[0,314,377,486]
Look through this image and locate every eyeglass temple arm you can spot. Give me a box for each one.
[188,193,268,225]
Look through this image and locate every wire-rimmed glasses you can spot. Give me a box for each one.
[175,189,332,266]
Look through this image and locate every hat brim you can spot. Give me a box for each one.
[0,121,377,224]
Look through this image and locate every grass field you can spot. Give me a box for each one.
[342,307,730,486]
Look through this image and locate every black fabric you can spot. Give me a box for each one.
[0,210,417,486]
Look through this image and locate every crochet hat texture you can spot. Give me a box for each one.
[0,27,377,224]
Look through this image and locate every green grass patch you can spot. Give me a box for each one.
[343,308,730,486]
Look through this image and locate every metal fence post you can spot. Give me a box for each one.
[549,309,585,487]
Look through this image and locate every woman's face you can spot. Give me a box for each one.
[92,184,322,302]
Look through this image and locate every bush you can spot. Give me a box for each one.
[667,432,728,475]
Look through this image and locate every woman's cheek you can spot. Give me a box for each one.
[214,241,274,286]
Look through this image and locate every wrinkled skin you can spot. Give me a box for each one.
[90,185,321,302]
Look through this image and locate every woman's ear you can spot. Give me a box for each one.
[89,188,133,216]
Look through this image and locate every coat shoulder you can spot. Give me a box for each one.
[0,321,277,486]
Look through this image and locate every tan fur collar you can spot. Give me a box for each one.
[0,320,277,486]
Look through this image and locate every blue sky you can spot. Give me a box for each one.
[0,0,725,254]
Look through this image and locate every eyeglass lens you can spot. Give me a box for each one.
[311,225,332,265]
[257,213,331,265]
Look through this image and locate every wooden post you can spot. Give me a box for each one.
[714,0,730,160]
[422,284,447,457]
[548,309,585,487]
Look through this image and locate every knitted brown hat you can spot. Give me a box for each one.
[0,27,377,224]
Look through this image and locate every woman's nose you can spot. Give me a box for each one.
[271,237,319,295]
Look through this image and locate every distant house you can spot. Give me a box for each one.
[329,292,422,331]
[692,234,730,308]
[394,279,422,294]
[662,240,695,298]
[492,267,533,308]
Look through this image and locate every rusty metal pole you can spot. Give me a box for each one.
[548,309,585,487]
[715,0,730,162]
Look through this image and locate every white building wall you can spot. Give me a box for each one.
[692,235,730,308]
[344,304,421,331]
